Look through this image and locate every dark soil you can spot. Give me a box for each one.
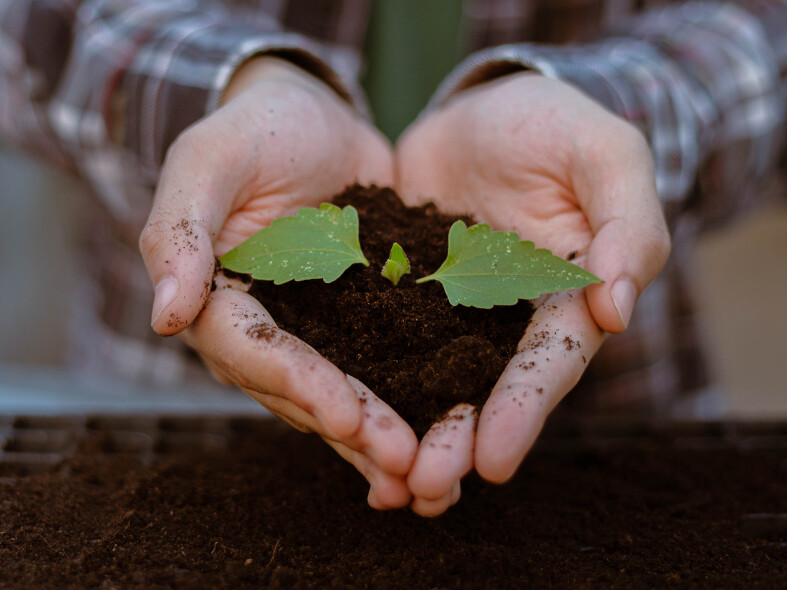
[1,418,785,589]
[247,185,533,437]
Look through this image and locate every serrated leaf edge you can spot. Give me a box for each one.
[417,220,602,305]
[218,204,369,284]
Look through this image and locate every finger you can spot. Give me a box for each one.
[410,482,461,518]
[572,122,671,333]
[323,438,412,510]
[407,404,476,501]
[250,377,417,476]
[200,356,234,386]
[258,382,415,509]
[393,118,446,208]
[139,120,249,336]
[475,289,604,483]
[354,124,395,187]
[244,391,316,433]
[345,377,418,476]
[182,287,361,439]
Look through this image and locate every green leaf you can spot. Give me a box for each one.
[416,221,602,308]
[381,242,410,286]
[219,204,369,283]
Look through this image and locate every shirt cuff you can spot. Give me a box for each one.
[113,20,366,182]
[430,3,785,207]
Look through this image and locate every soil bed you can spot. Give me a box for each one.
[1,417,785,589]
[247,185,533,436]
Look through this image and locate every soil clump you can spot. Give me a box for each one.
[247,185,533,437]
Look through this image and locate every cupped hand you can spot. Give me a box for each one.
[395,72,670,516]
[139,56,417,510]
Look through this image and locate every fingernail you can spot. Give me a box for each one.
[151,275,178,326]
[611,278,637,330]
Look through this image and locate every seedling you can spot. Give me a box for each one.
[219,204,601,307]
[381,243,410,286]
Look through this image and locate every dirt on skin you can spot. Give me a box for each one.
[0,421,785,589]
[246,185,534,437]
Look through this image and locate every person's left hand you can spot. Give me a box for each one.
[395,72,671,516]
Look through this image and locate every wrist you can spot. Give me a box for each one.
[220,55,332,106]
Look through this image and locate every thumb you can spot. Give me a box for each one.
[139,131,238,336]
[574,127,671,333]
[584,217,670,333]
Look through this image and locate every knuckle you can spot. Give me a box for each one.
[273,358,318,410]
[589,117,652,166]
[165,124,207,164]
[265,399,312,433]
[630,131,655,169]
[138,219,169,259]
[232,368,254,391]
[165,119,235,170]
[638,224,672,271]
[654,227,672,266]
[618,119,648,147]
[619,122,654,167]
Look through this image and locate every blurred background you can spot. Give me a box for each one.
[1,0,785,418]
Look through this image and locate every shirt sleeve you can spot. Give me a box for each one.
[430,1,787,211]
[0,0,367,188]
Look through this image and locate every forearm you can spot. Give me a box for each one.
[432,1,787,209]
[0,0,76,165]
[0,0,366,195]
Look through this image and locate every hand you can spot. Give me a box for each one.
[395,72,670,515]
[139,57,417,510]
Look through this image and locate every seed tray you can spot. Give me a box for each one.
[1,413,785,589]
[2,413,786,476]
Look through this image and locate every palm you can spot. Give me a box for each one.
[208,78,392,258]
[397,75,596,260]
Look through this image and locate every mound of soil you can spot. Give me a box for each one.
[247,185,534,436]
[1,417,785,589]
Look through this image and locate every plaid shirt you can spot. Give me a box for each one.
[1,0,785,412]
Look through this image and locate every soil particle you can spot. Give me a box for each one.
[374,416,393,431]
[246,322,276,342]
[426,410,476,437]
[165,312,187,331]
[248,185,533,437]
[221,268,252,284]
[171,219,200,254]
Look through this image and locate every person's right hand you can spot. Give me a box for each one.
[139,56,417,510]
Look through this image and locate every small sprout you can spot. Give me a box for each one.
[381,242,410,286]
